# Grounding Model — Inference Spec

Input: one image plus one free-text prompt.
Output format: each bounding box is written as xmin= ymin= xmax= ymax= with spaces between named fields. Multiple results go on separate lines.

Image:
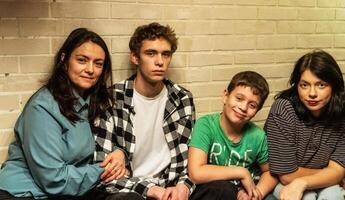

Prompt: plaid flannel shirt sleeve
xmin=99 ymin=177 xmax=158 ymax=197
xmin=177 ymin=91 xmax=196 ymax=194
xmin=93 ymin=108 xmax=117 ymax=163
xmin=163 ymin=87 xmax=196 ymax=194
xmin=176 ymin=112 xmax=195 ymax=192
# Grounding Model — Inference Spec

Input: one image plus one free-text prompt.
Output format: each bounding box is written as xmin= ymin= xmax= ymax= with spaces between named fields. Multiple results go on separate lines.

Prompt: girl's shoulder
xmin=270 ymin=98 xmax=296 ymax=115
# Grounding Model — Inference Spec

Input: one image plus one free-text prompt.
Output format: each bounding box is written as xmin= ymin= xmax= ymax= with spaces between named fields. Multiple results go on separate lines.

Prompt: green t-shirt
xmin=189 ymin=112 xmax=268 ymax=182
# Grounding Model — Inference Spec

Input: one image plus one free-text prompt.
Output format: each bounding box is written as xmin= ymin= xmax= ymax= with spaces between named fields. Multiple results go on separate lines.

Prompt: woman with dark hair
xmin=264 ymin=50 xmax=345 ymax=200
xmin=0 ymin=28 xmax=126 ymax=199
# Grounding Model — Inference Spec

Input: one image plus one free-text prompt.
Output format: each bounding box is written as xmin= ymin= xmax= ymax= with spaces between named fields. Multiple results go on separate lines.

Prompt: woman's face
xmin=66 ymin=41 xmax=105 ymax=96
xmin=297 ymin=69 xmax=332 ymax=117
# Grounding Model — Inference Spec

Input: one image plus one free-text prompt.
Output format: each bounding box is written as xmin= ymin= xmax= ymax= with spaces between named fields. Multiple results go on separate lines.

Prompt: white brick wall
xmin=1 ymin=0 xmax=345 ymax=165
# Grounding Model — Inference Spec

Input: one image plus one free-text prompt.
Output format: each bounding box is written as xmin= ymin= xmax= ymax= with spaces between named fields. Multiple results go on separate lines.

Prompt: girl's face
xmin=66 ymin=41 xmax=105 ymax=97
xmin=297 ymin=69 xmax=332 ymax=117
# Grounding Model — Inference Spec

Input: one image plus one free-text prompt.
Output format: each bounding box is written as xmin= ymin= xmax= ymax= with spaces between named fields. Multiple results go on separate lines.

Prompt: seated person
xmin=93 ymin=22 xmax=195 ymax=200
xmin=264 ymin=50 xmax=345 ymax=200
xmin=0 ymin=28 xmax=126 ymax=200
xmin=188 ymin=71 xmax=277 ymax=200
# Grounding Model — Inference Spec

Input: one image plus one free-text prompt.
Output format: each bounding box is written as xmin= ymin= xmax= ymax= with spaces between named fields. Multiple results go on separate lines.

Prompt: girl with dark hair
xmin=264 ymin=50 xmax=345 ymax=200
xmin=0 ymin=28 xmax=126 ymax=199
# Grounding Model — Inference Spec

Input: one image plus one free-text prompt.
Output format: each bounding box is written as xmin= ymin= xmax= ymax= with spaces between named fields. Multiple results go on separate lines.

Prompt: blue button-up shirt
xmin=0 ymin=87 xmax=103 ymax=198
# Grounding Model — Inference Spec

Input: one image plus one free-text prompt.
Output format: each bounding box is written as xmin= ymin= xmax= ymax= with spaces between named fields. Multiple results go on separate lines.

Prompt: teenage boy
xmin=188 ymin=71 xmax=277 ymax=200
xmin=93 ymin=22 xmax=195 ymax=200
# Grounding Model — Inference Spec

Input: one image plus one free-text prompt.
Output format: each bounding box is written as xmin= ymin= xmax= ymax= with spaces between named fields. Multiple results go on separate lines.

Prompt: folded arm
xmin=188 ymin=147 xmax=255 ymax=197
xmin=255 ymin=163 xmax=278 ymax=198
xmin=279 ymin=166 xmax=321 ymax=185
xmin=289 ymin=160 xmax=344 ymax=190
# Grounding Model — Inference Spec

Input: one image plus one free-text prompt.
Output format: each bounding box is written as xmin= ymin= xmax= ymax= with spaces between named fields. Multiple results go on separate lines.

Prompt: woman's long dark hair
xmin=277 ymin=50 xmax=345 ymax=121
xmin=46 ymin=28 xmax=113 ymax=124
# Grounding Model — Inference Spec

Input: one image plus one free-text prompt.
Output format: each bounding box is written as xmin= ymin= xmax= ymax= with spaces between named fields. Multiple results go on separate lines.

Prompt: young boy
xmin=188 ymin=71 xmax=277 ymax=200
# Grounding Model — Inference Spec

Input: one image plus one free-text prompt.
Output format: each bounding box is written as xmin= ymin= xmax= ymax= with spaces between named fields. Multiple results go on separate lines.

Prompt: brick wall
xmin=1 ymin=0 xmax=345 ymax=165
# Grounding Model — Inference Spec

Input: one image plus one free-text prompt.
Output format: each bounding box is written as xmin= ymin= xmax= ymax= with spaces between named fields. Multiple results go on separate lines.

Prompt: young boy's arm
xmin=188 ymin=147 xmax=256 ymax=198
xmin=255 ymin=163 xmax=278 ymax=199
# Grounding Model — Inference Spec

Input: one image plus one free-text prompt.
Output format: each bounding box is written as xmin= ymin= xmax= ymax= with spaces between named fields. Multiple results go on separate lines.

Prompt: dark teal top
xmin=0 ymin=87 xmax=103 ymax=198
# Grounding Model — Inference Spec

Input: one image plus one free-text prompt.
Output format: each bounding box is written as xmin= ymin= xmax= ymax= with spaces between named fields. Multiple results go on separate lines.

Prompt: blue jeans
xmin=273 ymin=183 xmax=344 ymax=200
xmin=264 ymin=193 xmax=278 ymax=200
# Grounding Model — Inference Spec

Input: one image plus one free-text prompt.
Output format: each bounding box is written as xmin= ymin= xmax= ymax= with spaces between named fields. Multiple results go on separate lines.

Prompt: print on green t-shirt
xmin=189 ymin=112 xmax=268 ymax=183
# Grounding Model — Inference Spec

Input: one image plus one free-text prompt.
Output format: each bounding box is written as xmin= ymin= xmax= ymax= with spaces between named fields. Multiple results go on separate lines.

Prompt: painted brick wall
xmin=1 ymin=0 xmax=345 ymax=165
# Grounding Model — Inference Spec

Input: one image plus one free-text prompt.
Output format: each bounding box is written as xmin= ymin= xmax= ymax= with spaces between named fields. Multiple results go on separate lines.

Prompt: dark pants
xmin=86 ymin=189 xmax=145 ymax=200
xmin=189 ymin=180 xmax=238 ymax=200
xmin=264 ymin=193 xmax=278 ymax=200
xmin=0 ymin=189 xmax=144 ymax=200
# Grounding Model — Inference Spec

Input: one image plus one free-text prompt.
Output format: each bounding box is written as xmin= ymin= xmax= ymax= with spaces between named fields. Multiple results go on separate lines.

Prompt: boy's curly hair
xmin=129 ymin=22 xmax=178 ymax=56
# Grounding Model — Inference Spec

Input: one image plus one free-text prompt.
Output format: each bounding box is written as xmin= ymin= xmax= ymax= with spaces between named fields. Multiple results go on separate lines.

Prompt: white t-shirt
xmin=131 ymin=86 xmax=171 ymax=178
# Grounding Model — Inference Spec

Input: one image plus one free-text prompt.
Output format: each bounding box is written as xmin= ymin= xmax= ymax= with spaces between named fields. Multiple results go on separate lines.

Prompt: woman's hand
xmin=99 ymin=149 xmax=128 ymax=182
xmin=280 ymin=178 xmax=307 ymax=200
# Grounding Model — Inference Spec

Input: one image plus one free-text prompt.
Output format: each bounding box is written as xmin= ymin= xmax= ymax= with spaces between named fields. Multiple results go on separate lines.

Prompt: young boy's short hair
xmin=129 ymin=22 xmax=178 ymax=57
xmin=227 ymin=71 xmax=269 ymax=110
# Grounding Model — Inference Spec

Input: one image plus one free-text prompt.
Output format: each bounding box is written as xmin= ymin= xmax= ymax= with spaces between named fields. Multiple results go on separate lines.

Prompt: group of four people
xmin=0 ymin=22 xmax=343 ymax=200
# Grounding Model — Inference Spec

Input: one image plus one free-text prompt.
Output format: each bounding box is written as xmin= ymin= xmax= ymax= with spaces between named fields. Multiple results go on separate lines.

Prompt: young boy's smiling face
xmin=222 ymin=85 xmax=261 ymax=127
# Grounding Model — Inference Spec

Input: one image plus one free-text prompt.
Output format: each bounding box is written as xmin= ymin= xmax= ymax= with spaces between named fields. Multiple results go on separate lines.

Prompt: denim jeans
xmin=273 ymin=183 xmax=344 ymax=200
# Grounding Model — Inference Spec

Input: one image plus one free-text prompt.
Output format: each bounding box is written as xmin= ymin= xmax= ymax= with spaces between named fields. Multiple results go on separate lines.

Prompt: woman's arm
xmin=279 ymin=167 xmax=321 ymax=185
xmin=255 ymin=163 xmax=278 ymax=198
xmin=22 ymin=104 xmax=103 ymax=196
xmin=280 ymin=160 xmax=344 ymax=200
xmin=293 ymin=160 xmax=344 ymax=190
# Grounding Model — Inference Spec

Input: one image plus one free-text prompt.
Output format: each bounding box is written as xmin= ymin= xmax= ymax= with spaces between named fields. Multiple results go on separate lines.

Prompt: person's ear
xmin=222 ymin=89 xmax=229 ymax=104
xmin=60 ymin=53 xmax=68 ymax=71
xmin=130 ymin=52 xmax=139 ymax=65
xmin=61 ymin=53 xmax=65 ymax=62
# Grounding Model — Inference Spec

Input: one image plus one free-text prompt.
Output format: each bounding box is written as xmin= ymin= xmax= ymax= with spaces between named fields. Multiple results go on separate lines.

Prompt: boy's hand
xmin=175 ymin=184 xmax=189 ymax=200
xmin=238 ymin=187 xmax=262 ymax=200
xmin=237 ymin=188 xmax=251 ymax=200
xmin=147 ymin=186 xmax=166 ymax=200
xmin=159 ymin=184 xmax=189 ymax=200
xmin=100 ymin=149 xmax=127 ymax=182
xmin=251 ymin=187 xmax=263 ymax=200
xmin=240 ymin=168 xmax=256 ymax=199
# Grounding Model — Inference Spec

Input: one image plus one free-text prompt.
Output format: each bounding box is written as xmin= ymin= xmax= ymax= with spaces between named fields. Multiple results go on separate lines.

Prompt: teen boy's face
xmin=222 ymin=85 xmax=260 ymax=126
xmin=297 ymin=69 xmax=332 ymax=117
xmin=131 ymin=37 xmax=172 ymax=84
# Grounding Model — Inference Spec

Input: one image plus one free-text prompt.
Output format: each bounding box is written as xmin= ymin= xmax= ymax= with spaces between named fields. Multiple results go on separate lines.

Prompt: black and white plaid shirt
xmin=93 ymin=74 xmax=195 ymax=198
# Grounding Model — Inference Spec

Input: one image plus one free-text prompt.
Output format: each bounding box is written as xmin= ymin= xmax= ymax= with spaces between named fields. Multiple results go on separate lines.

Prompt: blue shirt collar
xmin=72 ymin=89 xmax=90 ymax=113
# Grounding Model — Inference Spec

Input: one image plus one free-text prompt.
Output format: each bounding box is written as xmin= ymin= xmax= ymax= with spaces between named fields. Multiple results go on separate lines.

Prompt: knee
xmin=317 ymin=185 xmax=343 ymax=200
